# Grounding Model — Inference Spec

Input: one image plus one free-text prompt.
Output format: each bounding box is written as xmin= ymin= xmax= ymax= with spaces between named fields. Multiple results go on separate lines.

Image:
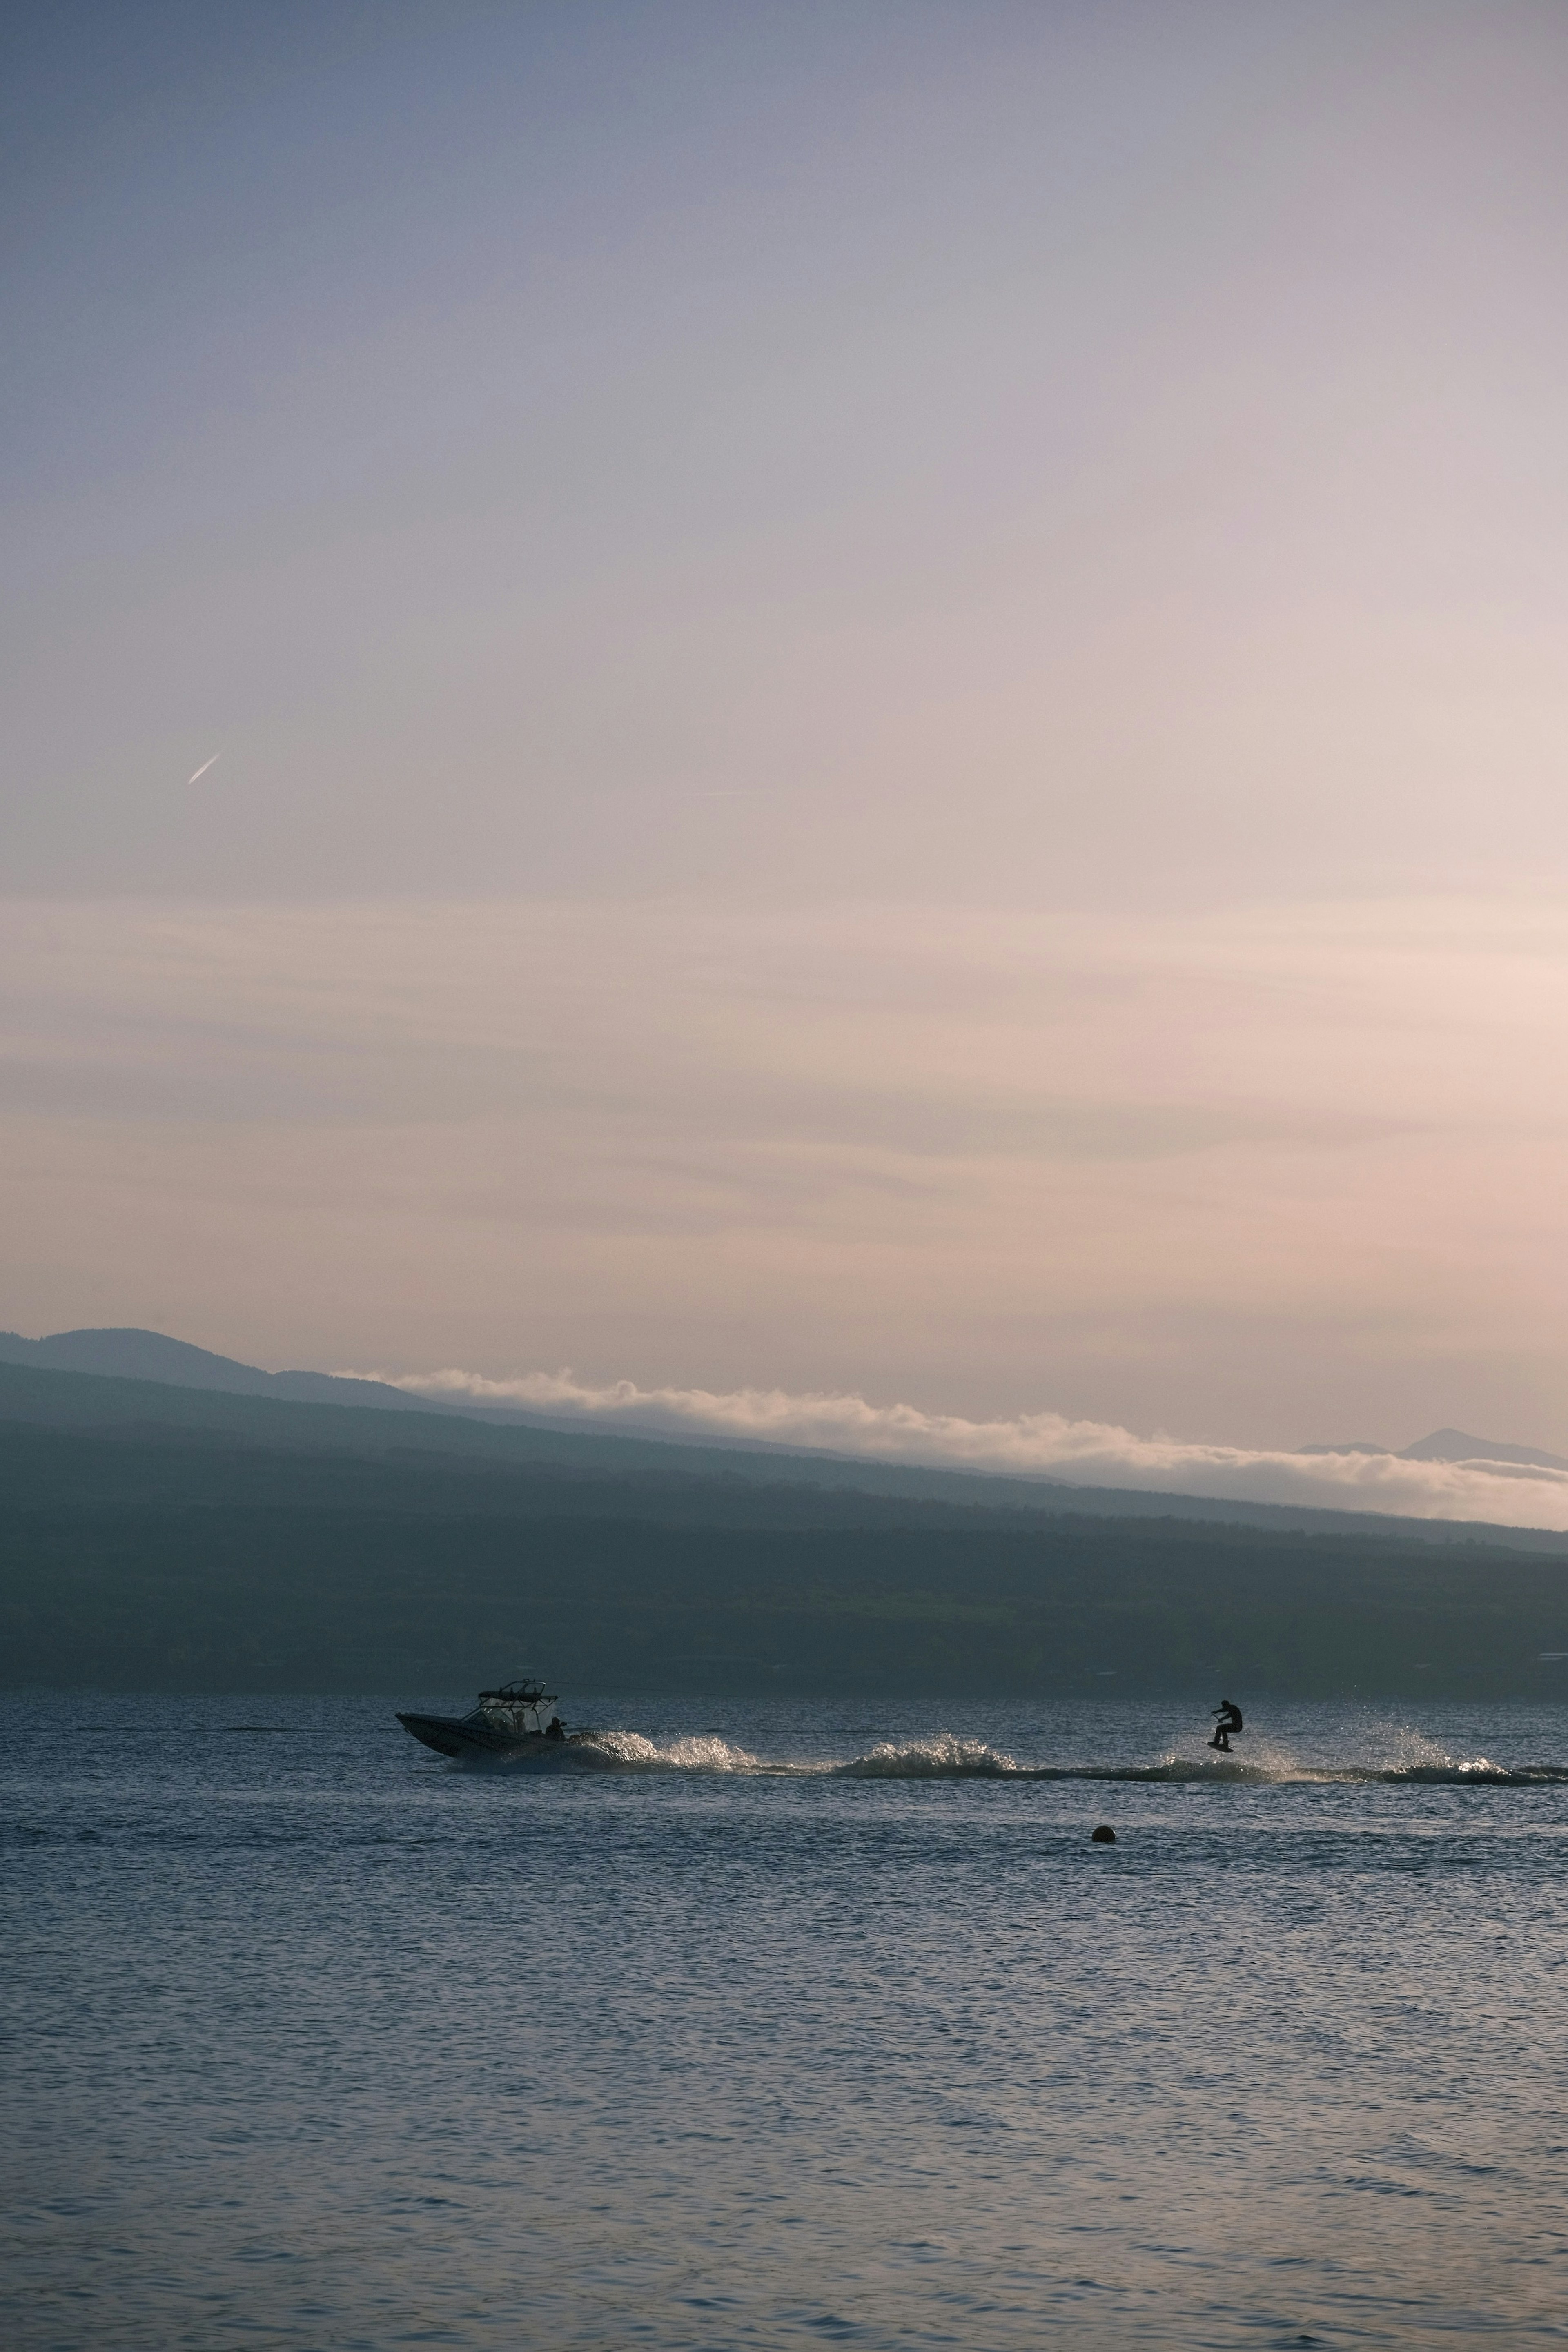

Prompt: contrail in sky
xmin=187 ymin=754 xmax=220 ymax=784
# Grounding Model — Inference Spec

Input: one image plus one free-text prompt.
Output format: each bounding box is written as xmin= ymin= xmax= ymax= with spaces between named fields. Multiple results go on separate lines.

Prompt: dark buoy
xmin=1090 ymin=1824 xmax=1116 ymax=1844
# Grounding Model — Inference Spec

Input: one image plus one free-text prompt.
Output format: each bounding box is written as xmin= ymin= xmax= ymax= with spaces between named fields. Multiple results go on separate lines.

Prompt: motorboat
xmin=396 ymin=1677 xmax=586 ymax=1763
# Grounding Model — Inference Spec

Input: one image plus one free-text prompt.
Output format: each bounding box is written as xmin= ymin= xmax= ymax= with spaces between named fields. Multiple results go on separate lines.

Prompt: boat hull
xmin=396 ymin=1712 xmax=585 ymax=1765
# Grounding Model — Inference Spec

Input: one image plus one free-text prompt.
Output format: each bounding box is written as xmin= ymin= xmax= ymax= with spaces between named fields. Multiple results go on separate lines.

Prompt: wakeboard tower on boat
xmin=396 ymin=1677 xmax=584 ymax=1762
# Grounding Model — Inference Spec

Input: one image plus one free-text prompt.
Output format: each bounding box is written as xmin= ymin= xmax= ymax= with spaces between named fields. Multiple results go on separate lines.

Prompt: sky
xmin=5 ymin=2 xmax=1568 ymax=1519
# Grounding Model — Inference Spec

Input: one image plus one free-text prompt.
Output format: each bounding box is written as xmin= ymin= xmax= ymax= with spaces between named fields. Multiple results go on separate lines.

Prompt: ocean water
xmin=5 ymin=1693 xmax=1568 ymax=2351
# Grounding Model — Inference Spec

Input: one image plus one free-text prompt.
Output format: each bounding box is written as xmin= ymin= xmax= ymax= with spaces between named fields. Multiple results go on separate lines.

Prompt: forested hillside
xmin=5 ymin=1404 xmax=1568 ymax=1697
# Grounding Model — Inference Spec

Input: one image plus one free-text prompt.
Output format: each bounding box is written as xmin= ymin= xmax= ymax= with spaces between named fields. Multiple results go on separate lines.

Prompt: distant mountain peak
xmin=1302 ymin=1426 xmax=1568 ymax=1474
xmin=1398 ymin=1428 xmax=1568 ymax=1474
xmin=0 ymin=1326 xmax=454 ymax=1414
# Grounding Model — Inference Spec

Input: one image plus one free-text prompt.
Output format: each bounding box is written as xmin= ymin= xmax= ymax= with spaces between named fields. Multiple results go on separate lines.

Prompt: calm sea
xmin=5 ymin=1693 xmax=1568 ymax=2350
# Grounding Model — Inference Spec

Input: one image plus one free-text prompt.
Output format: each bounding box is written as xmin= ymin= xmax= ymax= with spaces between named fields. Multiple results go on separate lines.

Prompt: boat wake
xmin=549 ymin=1729 xmax=1568 ymax=1785
xmin=573 ymin=1731 xmax=765 ymax=1771
xmin=566 ymin=1731 xmax=1025 ymax=1777
xmin=1024 ymin=1756 xmax=1568 ymax=1785
xmin=834 ymin=1735 xmax=1018 ymax=1777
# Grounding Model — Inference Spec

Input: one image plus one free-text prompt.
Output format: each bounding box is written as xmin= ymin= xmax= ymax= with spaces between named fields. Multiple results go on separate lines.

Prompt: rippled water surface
xmin=6 ymin=1693 xmax=1568 ymax=2350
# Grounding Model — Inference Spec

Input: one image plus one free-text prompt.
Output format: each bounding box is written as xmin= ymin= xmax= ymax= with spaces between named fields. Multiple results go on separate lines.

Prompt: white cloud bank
xmin=361 ymin=1367 xmax=1568 ymax=1532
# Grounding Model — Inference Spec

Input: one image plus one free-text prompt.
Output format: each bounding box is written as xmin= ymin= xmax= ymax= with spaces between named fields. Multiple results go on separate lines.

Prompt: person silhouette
xmin=1209 ymin=1699 xmax=1244 ymax=1753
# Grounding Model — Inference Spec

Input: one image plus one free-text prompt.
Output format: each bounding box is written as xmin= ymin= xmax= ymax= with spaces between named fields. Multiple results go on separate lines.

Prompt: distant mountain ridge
xmin=6 ymin=1346 xmax=1568 ymax=1550
xmin=5 ymin=1326 xmax=1566 ymax=1500
xmin=1400 ymin=1428 xmax=1568 ymax=1473
xmin=0 ymin=1326 xmax=457 ymax=1415
xmin=1302 ymin=1428 xmax=1568 ymax=1474
xmin=4 ymin=1359 xmax=1568 ymax=1695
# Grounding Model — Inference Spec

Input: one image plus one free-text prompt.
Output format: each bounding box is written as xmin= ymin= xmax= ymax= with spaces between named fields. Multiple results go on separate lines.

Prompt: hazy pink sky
xmin=4 ymin=4 xmax=1568 ymax=1496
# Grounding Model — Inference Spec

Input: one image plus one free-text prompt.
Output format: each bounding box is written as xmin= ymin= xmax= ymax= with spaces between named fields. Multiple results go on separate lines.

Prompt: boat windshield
xmin=463 ymin=1678 xmax=560 ymax=1734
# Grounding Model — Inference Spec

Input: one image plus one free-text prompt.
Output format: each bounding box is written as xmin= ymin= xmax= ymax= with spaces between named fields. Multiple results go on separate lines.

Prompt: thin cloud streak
xmin=360 ymin=1367 xmax=1568 ymax=1533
